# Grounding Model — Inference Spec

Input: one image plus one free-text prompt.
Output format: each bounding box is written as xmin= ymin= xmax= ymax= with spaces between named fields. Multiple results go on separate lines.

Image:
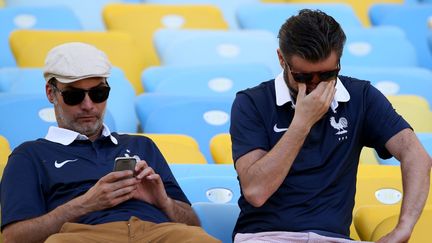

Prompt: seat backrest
xmin=210 ymin=133 xmax=233 ymax=164
xmin=192 ymin=202 xmax=240 ymax=243
xmin=142 ymin=63 xmax=273 ymax=97
xmin=236 ymin=3 xmax=362 ymax=35
xmin=178 ymin=176 xmax=240 ymax=203
xmin=0 ymin=5 xmax=81 ymax=67
xmin=0 ymin=93 xmax=116 ymax=149
xmin=103 ymin=3 xmax=228 ymax=71
xmin=342 ymin=26 xmax=418 ymax=67
xmin=0 ymin=67 xmax=137 ymax=133
xmin=369 ymin=3 xmax=432 ymax=69
xmin=169 ymin=163 xmax=236 ymax=179
xmin=142 ymin=98 xmax=232 ymax=163
xmin=0 ymin=135 xmax=11 ymax=177
xmin=9 ymin=29 xmax=146 ymax=93
xmin=140 ymin=133 xmax=207 ymax=164
xmin=154 ymin=29 xmax=281 ymax=75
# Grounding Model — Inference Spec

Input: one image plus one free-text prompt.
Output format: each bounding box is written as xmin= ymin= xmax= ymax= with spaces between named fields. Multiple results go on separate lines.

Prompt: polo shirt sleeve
xmin=230 ymin=92 xmax=270 ymax=163
xmin=362 ymin=84 xmax=411 ymax=159
xmin=1 ymin=146 xmax=46 ymax=231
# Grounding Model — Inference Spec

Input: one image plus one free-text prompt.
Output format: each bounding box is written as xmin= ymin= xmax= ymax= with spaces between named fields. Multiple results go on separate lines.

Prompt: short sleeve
xmin=230 ymin=92 xmax=270 ymax=163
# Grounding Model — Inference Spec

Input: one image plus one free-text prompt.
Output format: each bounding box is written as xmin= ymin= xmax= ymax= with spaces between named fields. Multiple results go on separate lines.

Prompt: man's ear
xmin=46 ymin=83 xmax=55 ymax=104
xmin=277 ymin=49 xmax=286 ymax=69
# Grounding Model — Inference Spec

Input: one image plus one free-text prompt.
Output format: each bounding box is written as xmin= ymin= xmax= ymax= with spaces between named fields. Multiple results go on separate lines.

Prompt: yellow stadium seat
xmin=260 ymin=0 xmax=404 ymax=26
xmin=9 ymin=29 xmax=146 ymax=94
xmin=0 ymin=0 xmax=4 ymax=7
xmin=387 ymin=95 xmax=432 ymax=132
xmin=140 ymin=133 xmax=207 ymax=164
xmin=0 ymin=135 xmax=11 ymax=178
xmin=103 ymin=3 xmax=228 ymax=71
xmin=359 ymin=147 xmax=379 ymax=165
xmin=210 ymin=133 xmax=233 ymax=164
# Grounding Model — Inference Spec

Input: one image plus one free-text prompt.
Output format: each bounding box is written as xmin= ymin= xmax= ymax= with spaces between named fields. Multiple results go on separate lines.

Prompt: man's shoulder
xmin=339 ymin=75 xmax=371 ymax=89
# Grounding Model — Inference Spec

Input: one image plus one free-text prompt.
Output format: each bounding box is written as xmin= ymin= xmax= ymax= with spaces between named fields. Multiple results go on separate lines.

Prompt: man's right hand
xmin=73 ymin=171 xmax=139 ymax=214
xmin=292 ymin=80 xmax=336 ymax=130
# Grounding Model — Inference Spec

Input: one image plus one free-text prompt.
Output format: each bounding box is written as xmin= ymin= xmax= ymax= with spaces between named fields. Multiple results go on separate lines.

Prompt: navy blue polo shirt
xmin=1 ymin=126 xmax=189 ymax=231
xmin=230 ymin=73 xmax=411 ymax=238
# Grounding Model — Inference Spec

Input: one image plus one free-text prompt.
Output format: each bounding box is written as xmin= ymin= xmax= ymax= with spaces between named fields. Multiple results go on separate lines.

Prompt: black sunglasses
xmin=287 ymin=62 xmax=340 ymax=84
xmin=52 ymin=84 xmax=111 ymax=106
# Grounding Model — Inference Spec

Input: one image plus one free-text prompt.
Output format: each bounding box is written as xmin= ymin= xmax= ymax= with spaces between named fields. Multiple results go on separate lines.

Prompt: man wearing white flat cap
xmin=0 ymin=42 xmax=220 ymax=243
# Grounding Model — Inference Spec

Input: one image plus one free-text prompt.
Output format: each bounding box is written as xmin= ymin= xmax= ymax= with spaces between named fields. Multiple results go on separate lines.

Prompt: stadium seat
xmin=154 ymin=29 xmax=281 ymax=75
xmin=169 ymin=163 xmax=236 ymax=179
xmin=0 ymin=135 xmax=11 ymax=177
xmin=192 ymin=202 xmax=240 ymax=243
xmin=342 ymin=26 xmax=418 ymax=67
xmin=0 ymin=93 xmax=116 ymax=149
xmin=139 ymin=133 xmax=207 ymax=164
xmin=142 ymin=0 xmax=259 ymax=29
xmin=5 ymin=0 xmax=122 ymax=30
xmin=177 ymin=176 xmax=240 ymax=203
xmin=142 ymin=63 xmax=273 ymax=96
xmin=210 ymin=133 xmax=233 ymax=164
xmin=103 ymin=3 xmax=228 ymax=71
xmin=369 ymin=3 xmax=432 ymax=69
xmin=8 ymin=29 xmax=146 ymax=93
xmin=0 ymin=67 xmax=138 ymax=133
xmin=236 ymin=3 xmax=362 ymax=36
xmin=359 ymin=147 xmax=379 ymax=165
xmin=0 ymin=6 xmax=81 ymax=67
xmin=341 ymin=66 xmax=432 ymax=105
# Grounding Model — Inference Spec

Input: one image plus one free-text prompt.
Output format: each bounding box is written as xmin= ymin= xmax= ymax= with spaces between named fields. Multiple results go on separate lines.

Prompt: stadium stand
xmin=0 ymin=135 xmax=10 ymax=177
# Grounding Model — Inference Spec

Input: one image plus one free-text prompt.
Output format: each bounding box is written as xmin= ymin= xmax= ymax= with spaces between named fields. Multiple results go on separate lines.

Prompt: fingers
xmin=101 ymin=170 xmax=134 ymax=183
xmin=296 ymin=83 xmax=307 ymax=101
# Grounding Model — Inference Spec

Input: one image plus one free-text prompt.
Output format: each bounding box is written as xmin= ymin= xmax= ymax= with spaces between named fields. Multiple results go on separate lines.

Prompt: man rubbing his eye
xmin=1 ymin=42 xmax=220 ymax=243
xmin=230 ymin=9 xmax=431 ymax=243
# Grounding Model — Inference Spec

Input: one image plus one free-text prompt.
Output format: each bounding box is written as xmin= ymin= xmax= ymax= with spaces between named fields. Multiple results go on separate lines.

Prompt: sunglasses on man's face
xmin=287 ymin=63 xmax=340 ymax=84
xmin=52 ymin=84 xmax=110 ymax=106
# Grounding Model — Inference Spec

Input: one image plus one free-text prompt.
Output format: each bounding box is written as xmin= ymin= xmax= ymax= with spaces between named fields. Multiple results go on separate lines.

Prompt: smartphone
xmin=113 ymin=157 xmax=137 ymax=177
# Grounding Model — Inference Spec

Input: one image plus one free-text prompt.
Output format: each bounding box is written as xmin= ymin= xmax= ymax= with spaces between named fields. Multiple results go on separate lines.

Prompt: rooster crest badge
xmin=330 ymin=116 xmax=348 ymax=135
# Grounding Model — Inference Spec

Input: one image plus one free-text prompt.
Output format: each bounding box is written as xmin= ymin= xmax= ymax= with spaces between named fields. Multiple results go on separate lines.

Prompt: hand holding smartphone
xmin=113 ymin=157 xmax=137 ymax=177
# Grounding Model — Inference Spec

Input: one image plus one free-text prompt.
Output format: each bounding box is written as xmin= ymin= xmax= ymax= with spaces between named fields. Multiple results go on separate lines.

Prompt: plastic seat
xmin=103 ymin=3 xmax=228 ymax=72
xmin=139 ymin=133 xmax=207 ymax=164
xmin=342 ymin=26 xmax=418 ymax=67
xmin=169 ymin=164 xmax=236 ymax=179
xmin=359 ymin=147 xmax=379 ymax=165
xmin=0 ymin=135 xmax=11 ymax=177
xmin=0 ymin=5 xmax=81 ymax=67
xmin=141 ymin=98 xmax=232 ymax=164
xmin=236 ymin=3 xmax=362 ymax=36
xmin=8 ymin=29 xmax=146 ymax=94
xmin=0 ymin=67 xmax=137 ymax=133
xmin=369 ymin=3 xmax=432 ymax=68
xmin=0 ymin=93 xmax=116 ymax=149
xmin=177 ymin=176 xmax=240 ymax=203
xmin=5 ymin=0 xmax=122 ymax=30
xmin=154 ymin=29 xmax=281 ymax=75
xmin=210 ymin=133 xmax=233 ymax=164
xmin=142 ymin=63 xmax=273 ymax=97
xmin=192 ymin=202 xmax=240 ymax=243
xmin=142 ymin=0 xmax=259 ymax=29
xmin=341 ymin=66 xmax=432 ymax=105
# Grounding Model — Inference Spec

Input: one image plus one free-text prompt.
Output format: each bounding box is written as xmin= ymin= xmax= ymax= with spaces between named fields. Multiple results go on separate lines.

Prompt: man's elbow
xmin=243 ymin=187 xmax=268 ymax=208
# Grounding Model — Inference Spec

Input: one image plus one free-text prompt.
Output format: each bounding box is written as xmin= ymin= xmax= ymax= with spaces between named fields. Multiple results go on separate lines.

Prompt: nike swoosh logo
xmin=54 ymin=159 xmax=78 ymax=168
xmin=273 ymin=124 xmax=288 ymax=133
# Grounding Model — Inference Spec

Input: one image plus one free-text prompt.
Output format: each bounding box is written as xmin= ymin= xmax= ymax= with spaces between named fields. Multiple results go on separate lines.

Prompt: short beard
xmin=283 ymin=69 xmax=299 ymax=104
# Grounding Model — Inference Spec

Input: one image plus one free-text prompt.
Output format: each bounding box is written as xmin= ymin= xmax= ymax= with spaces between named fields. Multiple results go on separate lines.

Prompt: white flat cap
xmin=43 ymin=42 xmax=112 ymax=83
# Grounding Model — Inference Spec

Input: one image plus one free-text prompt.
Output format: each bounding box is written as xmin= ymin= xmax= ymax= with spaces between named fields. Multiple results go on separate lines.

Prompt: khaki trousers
xmin=45 ymin=216 xmax=221 ymax=243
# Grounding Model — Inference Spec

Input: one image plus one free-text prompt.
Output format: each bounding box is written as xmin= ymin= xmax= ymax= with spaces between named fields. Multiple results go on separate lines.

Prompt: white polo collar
xmin=275 ymin=71 xmax=350 ymax=113
xmin=45 ymin=124 xmax=118 ymax=145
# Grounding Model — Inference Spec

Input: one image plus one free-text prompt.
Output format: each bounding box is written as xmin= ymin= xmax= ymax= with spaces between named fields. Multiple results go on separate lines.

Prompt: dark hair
xmin=278 ymin=9 xmax=346 ymax=63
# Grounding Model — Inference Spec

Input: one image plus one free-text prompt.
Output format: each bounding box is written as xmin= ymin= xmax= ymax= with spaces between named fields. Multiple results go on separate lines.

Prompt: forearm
xmin=161 ymin=198 xmax=200 ymax=226
xmin=3 ymin=198 xmax=88 ymax=243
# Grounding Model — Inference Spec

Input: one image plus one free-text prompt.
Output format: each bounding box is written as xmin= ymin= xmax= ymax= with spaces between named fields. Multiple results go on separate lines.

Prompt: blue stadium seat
xmin=5 ymin=0 xmax=122 ymax=30
xmin=154 ymin=29 xmax=281 ymax=76
xmin=142 ymin=63 xmax=273 ymax=96
xmin=369 ymin=3 xmax=432 ymax=68
xmin=342 ymin=26 xmax=418 ymax=67
xmin=236 ymin=3 xmax=362 ymax=36
xmin=140 ymin=97 xmax=232 ymax=163
xmin=169 ymin=163 xmax=236 ymax=179
xmin=177 ymin=176 xmax=240 ymax=203
xmin=192 ymin=202 xmax=240 ymax=243
xmin=142 ymin=0 xmax=259 ymax=29
xmin=341 ymin=66 xmax=432 ymax=105
xmin=0 ymin=67 xmax=137 ymax=133
xmin=0 ymin=93 xmax=116 ymax=149
xmin=0 ymin=5 xmax=81 ymax=67
xmin=377 ymin=133 xmax=432 ymax=165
